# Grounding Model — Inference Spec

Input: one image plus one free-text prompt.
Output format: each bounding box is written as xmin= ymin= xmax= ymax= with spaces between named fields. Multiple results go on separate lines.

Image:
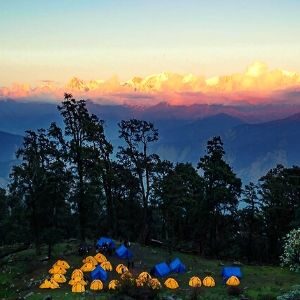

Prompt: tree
xmin=239 ymin=182 xmax=265 ymax=262
xmin=9 ymin=128 xmax=71 ymax=256
xmin=110 ymin=162 xmax=142 ymax=240
xmin=118 ymin=119 xmax=160 ymax=243
xmin=9 ymin=130 xmax=46 ymax=254
xmin=280 ymin=228 xmax=300 ymax=272
xmin=57 ymin=93 xmax=113 ymax=241
xmin=259 ymin=164 xmax=300 ymax=262
xmin=41 ymin=125 xmax=72 ymax=257
xmin=0 ymin=188 xmax=8 ymax=245
xmin=85 ymin=113 xmax=116 ymax=235
xmin=153 ymin=163 xmax=204 ymax=245
xmin=197 ymin=136 xmax=242 ymax=257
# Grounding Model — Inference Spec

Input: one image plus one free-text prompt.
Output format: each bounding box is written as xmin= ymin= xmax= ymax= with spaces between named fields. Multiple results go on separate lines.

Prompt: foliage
xmin=277 ymin=285 xmax=300 ymax=300
xmin=259 ymin=165 xmax=300 ymax=262
xmin=116 ymin=277 xmax=160 ymax=300
xmin=280 ymin=228 xmax=300 ymax=272
xmin=197 ymin=136 xmax=242 ymax=257
xmin=2 ymin=95 xmax=300 ymax=266
xmin=118 ymin=119 xmax=160 ymax=243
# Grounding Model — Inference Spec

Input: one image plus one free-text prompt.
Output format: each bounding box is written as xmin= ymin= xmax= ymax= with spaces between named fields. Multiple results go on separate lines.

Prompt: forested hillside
xmin=1 ymin=94 xmax=299 ymax=266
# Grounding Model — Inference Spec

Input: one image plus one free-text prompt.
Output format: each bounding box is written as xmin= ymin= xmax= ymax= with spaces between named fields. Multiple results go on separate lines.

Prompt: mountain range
xmin=1 ymin=62 xmax=300 ymax=107
xmin=0 ymin=99 xmax=299 ymax=187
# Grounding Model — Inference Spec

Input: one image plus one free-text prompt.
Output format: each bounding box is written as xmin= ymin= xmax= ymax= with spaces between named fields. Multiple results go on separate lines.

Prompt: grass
xmin=0 ymin=240 xmax=299 ymax=299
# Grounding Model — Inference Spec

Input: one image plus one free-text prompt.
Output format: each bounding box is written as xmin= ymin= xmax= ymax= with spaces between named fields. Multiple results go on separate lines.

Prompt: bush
xmin=277 ymin=285 xmax=300 ymax=300
xmin=115 ymin=277 xmax=160 ymax=300
xmin=280 ymin=228 xmax=300 ymax=272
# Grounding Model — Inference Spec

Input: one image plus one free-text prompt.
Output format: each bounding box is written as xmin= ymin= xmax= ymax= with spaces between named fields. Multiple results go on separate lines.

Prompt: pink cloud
xmin=1 ymin=62 xmax=299 ymax=106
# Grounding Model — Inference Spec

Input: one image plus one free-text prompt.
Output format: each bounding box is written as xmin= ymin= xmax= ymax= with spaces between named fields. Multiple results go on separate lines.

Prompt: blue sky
xmin=1 ymin=0 xmax=300 ymax=85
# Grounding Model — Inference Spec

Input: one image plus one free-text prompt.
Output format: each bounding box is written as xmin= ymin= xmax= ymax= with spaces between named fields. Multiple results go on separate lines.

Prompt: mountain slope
xmin=152 ymin=113 xmax=300 ymax=183
xmin=0 ymin=100 xmax=300 ymax=184
xmin=225 ymin=113 xmax=300 ymax=182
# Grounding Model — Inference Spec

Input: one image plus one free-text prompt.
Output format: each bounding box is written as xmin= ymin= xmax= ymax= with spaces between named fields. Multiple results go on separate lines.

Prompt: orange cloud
xmin=1 ymin=62 xmax=299 ymax=105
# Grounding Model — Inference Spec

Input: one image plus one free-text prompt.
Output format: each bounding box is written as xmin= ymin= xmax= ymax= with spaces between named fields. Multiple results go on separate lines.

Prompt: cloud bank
xmin=1 ymin=62 xmax=300 ymax=106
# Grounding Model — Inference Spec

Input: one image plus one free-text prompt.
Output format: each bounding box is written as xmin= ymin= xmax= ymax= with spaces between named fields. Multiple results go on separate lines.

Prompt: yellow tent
xmin=149 ymin=278 xmax=161 ymax=289
xmin=116 ymin=264 xmax=128 ymax=274
xmin=226 ymin=276 xmax=240 ymax=286
xmin=164 ymin=278 xmax=179 ymax=289
xmin=69 ymin=277 xmax=87 ymax=286
xmin=50 ymin=278 xmax=60 ymax=289
xmin=108 ymin=279 xmax=120 ymax=290
xmin=39 ymin=279 xmax=53 ymax=289
xmin=83 ymin=255 xmax=98 ymax=266
xmin=121 ymin=271 xmax=133 ymax=280
xmin=189 ymin=276 xmax=202 ymax=287
xmin=71 ymin=269 xmax=83 ymax=279
xmin=54 ymin=260 xmax=70 ymax=269
xmin=49 ymin=265 xmax=66 ymax=275
xmin=101 ymin=261 xmax=113 ymax=271
xmin=81 ymin=262 xmax=96 ymax=272
xmin=90 ymin=279 xmax=103 ymax=291
xmin=138 ymin=271 xmax=151 ymax=283
xmin=135 ymin=279 xmax=144 ymax=287
xmin=51 ymin=273 xmax=66 ymax=283
xmin=203 ymin=276 xmax=215 ymax=287
xmin=72 ymin=282 xmax=85 ymax=293
xmin=94 ymin=253 xmax=107 ymax=263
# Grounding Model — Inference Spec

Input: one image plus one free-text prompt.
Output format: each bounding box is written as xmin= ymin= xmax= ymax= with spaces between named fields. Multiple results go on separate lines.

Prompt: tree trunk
xmin=47 ymin=242 xmax=52 ymax=259
xmin=102 ymin=164 xmax=117 ymax=236
xmin=32 ymin=198 xmax=41 ymax=255
xmin=78 ymin=162 xmax=86 ymax=242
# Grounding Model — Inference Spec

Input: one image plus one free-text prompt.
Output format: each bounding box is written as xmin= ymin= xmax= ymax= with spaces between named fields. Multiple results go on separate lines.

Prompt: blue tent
xmin=221 ymin=266 xmax=242 ymax=281
xmin=91 ymin=265 xmax=108 ymax=281
xmin=96 ymin=237 xmax=115 ymax=249
xmin=153 ymin=262 xmax=171 ymax=277
xmin=169 ymin=258 xmax=186 ymax=273
xmin=115 ymin=244 xmax=133 ymax=259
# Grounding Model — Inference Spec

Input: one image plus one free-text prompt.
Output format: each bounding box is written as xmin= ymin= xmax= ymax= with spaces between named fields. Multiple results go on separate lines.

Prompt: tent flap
xmin=91 ymin=265 xmax=108 ymax=282
xmin=115 ymin=245 xmax=133 ymax=259
xmin=169 ymin=258 xmax=186 ymax=273
xmin=154 ymin=262 xmax=171 ymax=277
xmin=221 ymin=267 xmax=242 ymax=280
xmin=96 ymin=237 xmax=115 ymax=249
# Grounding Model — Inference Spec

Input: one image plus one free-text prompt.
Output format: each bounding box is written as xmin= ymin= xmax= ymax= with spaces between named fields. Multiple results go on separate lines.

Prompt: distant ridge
xmin=0 ymin=100 xmax=300 ymax=184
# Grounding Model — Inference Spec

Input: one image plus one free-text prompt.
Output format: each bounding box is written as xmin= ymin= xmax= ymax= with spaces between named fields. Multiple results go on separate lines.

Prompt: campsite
xmin=2 ymin=1 xmax=300 ymax=299
xmin=1 ymin=238 xmax=299 ymax=300
xmin=0 ymin=96 xmax=300 ymax=300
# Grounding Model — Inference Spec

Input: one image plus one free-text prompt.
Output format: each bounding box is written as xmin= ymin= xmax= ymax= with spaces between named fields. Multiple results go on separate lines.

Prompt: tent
xmin=91 ymin=265 xmax=108 ymax=282
xmin=96 ymin=237 xmax=115 ymax=249
xmin=221 ymin=266 xmax=242 ymax=281
xmin=115 ymin=245 xmax=133 ymax=259
xmin=169 ymin=258 xmax=186 ymax=273
xmin=152 ymin=262 xmax=171 ymax=277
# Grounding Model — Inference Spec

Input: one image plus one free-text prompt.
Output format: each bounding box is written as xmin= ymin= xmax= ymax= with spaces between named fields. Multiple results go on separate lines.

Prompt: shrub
xmin=116 ymin=277 xmax=160 ymax=300
xmin=277 ymin=285 xmax=300 ymax=300
xmin=280 ymin=228 xmax=300 ymax=272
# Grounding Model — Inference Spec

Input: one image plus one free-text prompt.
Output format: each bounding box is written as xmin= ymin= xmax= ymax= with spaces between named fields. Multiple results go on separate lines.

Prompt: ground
xmin=0 ymin=241 xmax=299 ymax=299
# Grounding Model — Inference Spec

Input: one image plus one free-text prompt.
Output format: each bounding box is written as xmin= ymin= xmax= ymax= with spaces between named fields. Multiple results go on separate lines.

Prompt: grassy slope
xmin=0 ymin=241 xmax=299 ymax=300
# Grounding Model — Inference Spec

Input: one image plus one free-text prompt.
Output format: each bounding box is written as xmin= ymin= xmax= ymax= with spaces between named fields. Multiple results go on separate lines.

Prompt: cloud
xmin=1 ymin=62 xmax=300 ymax=106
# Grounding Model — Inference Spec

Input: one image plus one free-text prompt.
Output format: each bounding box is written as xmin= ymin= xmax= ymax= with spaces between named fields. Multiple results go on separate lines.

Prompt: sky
xmin=1 ymin=0 xmax=300 ymax=88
